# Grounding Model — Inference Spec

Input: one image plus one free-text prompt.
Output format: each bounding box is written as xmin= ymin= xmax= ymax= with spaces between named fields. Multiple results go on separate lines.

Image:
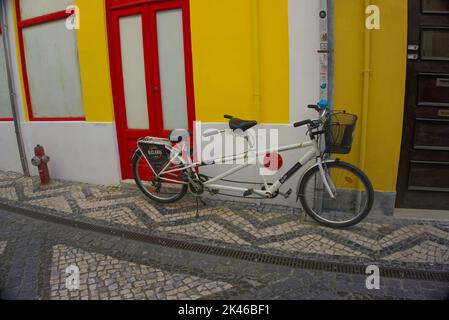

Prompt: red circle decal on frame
xmin=263 ymin=153 xmax=284 ymax=171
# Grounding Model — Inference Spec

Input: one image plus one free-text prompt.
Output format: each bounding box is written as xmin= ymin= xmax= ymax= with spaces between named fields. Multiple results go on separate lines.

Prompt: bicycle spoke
xmin=134 ymin=152 xmax=187 ymax=202
xmin=300 ymin=162 xmax=371 ymax=225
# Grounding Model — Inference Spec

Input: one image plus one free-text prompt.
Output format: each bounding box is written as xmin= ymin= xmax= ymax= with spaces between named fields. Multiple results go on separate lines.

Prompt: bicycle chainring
xmin=188 ymin=174 xmax=205 ymax=196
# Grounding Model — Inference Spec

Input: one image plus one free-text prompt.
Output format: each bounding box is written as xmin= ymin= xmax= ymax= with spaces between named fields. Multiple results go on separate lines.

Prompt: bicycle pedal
xmin=243 ymin=189 xmax=254 ymax=197
xmin=284 ymin=189 xmax=293 ymax=199
xmin=280 ymin=188 xmax=292 ymax=199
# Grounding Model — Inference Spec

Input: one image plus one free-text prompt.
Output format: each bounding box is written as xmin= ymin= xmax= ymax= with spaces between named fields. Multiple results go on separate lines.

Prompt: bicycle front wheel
xmin=298 ymin=161 xmax=374 ymax=228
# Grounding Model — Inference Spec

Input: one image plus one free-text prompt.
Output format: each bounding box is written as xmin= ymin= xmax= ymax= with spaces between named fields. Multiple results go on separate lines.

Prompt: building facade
xmin=0 ymin=0 xmax=448 ymax=213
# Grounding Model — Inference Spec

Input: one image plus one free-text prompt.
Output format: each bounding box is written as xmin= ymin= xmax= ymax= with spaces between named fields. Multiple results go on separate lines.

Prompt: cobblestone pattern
xmin=0 ymin=210 xmax=447 ymax=300
xmin=0 ymin=240 xmax=8 ymax=291
xmin=49 ymin=244 xmax=233 ymax=300
xmin=0 ymin=241 xmax=6 ymax=255
xmin=0 ymin=171 xmax=448 ymax=272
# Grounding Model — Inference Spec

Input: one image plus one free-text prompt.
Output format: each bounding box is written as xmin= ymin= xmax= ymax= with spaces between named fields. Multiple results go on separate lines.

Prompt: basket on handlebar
xmin=325 ymin=112 xmax=358 ymax=154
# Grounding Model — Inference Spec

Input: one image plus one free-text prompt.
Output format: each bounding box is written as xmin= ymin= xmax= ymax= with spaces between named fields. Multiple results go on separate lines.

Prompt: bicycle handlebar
xmin=294 ymin=105 xmax=328 ymax=128
xmin=308 ymin=104 xmax=321 ymax=112
xmin=293 ymin=120 xmax=315 ymax=128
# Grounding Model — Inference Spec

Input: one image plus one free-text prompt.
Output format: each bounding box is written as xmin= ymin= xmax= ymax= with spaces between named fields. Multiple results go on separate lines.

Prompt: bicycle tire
xmin=133 ymin=150 xmax=188 ymax=204
xmin=298 ymin=161 xmax=374 ymax=228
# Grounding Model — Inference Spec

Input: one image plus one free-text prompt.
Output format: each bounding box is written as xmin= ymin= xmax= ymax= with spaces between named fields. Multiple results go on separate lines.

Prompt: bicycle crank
xmin=188 ymin=173 xmax=205 ymax=196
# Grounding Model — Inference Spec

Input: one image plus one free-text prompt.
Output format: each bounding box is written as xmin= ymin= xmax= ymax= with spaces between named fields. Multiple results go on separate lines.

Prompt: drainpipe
xmin=251 ymin=0 xmax=262 ymax=122
xmin=318 ymin=0 xmax=334 ymax=109
xmin=326 ymin=0 xmax=335 ymax=111
xmin=251 ymin=0 xmax=262 ymax=205
xmin=319 ymin=0 xmax=329 ymax=108
xmin=0 ymin=1 xmax=29 ymax=176
xmin=359 ymin=0 xmax=372 ymax=172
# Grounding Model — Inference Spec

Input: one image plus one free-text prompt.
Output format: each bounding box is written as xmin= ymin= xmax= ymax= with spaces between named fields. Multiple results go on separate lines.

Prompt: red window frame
xmin=0 ymin=20 xmax=13 ymax=121
xmin=14 ymin=0 xmax=84 ymax=121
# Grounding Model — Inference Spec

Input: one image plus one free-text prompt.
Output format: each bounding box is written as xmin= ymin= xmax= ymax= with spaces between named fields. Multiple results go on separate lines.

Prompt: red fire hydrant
xmin=31 ymin=145 xmax=51 ymax=185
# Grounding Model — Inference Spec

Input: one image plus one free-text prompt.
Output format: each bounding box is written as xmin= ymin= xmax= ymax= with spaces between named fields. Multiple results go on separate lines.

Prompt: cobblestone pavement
xmin=0 ymin=171 xmax=448 ymax=274
xmin=0 ymin=209 xmax=447 ymax=300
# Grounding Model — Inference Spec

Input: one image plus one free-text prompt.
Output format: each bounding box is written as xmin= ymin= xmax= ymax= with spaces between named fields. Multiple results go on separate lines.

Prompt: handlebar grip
xmin=294 ymin=120 xmax=313 ymax=128
xmin=224 ymin=115 xmax=233 ymax=120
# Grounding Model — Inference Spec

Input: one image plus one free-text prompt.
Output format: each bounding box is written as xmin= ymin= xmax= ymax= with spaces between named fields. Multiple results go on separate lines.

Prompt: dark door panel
xmin=396 ymin=0 xmax=449 ymax=209
xmin=414 ymin=118 xmax=449 ymax=150
xmin=417 ymin=73 xmax=449 ymax=107
xmin=422 ymin=0 xmax=449 ymax=14
xmin=408 ymin=161 xmax=449 ymax=191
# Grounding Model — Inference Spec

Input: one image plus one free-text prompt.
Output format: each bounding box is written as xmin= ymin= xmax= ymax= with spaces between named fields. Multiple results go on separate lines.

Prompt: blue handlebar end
xmin=318 ymin=99 xmax=328 ymax=110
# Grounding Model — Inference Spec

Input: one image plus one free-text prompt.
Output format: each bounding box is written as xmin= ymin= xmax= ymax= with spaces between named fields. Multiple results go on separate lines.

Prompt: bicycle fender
xmin=295 ymin=159 xmax=340 ymax=202
xmin=132 ymin=149 xmax=142 ymax=163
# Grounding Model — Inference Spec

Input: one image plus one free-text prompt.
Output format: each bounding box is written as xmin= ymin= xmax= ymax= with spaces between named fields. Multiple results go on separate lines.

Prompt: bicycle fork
xmin=317 ymin=158 xmax=337 ymax=200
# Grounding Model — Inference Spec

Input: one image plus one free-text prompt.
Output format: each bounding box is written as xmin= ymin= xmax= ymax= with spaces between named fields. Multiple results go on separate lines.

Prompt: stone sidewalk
xmin=0 ymin=170 xmax=448 ymax=275
xmin=1 ymin=209 xmax=448 ymax=300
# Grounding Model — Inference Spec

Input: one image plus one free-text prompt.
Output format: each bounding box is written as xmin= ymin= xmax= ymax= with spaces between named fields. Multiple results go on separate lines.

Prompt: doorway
xmin=396 ymin=0 xmax=449 ymax=210
xmin=106 ymin=0 xmax=195 ymax=179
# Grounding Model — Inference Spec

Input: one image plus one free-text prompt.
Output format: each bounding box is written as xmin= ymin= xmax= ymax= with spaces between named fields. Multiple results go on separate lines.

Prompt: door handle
xmin=407 ymin=44 xmax=419 ymax=60
xmin=438 ymin=110 xmax=449 ymax=118
xmin=436 ymin=78 xmax=449 ymax=88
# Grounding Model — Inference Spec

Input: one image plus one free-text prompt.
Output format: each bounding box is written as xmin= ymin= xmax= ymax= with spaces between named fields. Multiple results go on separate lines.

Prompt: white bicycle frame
xmin=140 ymin=116 xmax=336 ymax=200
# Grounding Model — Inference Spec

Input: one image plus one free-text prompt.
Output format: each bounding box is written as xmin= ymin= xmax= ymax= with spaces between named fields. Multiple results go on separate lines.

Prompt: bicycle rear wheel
xmin=133 ymin=150 xmax=188 ymax=204
xmin=298 ymin=161 xmax=374 ymax=228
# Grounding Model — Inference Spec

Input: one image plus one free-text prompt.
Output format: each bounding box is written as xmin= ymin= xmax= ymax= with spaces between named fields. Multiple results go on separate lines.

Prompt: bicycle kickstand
xmin=195 ymin=197 xmax=207 ymax=219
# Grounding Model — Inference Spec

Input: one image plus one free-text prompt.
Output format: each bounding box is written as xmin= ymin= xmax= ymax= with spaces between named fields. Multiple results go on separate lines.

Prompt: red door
xmin=107 ymin=0 xmax=195 ymax=179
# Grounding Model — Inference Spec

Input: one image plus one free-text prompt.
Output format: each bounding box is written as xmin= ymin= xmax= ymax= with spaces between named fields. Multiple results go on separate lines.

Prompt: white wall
xmin=21 ymin=122 xmax=121 ymax=185
xmin=197 ymin=123 xmax=316 ymax=206
xmin=1 ymin=0 xmax=121 ymax=185
xmin=0 ymin=123 xmax=23 ymax=173
xmin=289 ymin=0 xmax=321 ymax=125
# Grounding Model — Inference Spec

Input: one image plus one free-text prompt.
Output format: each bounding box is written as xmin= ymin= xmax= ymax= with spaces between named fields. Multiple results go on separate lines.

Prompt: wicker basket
xmin=325 ymin=113 xmax=358 ymax=154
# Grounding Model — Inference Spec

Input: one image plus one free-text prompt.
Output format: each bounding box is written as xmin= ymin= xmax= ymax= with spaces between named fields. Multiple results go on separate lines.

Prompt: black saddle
xmin=225 ymin=115 xmax=258 ymax=132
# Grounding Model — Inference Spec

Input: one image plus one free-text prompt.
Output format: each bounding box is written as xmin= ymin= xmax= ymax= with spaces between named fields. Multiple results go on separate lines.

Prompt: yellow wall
xmin=12 ymin=0 xmax=115 ymax=122
xmin=190 ymin=0 xmax=289 ymax=124
xmin=12 ymin=0 xmax=405 ymax=193
xmin=335 ymin=0 xmax=407 ymax=192
xmin=77 ymin=0 xmax=290 ymax=124
xmin=14 ymin=0 xmax=289 ymax=124
xmin=75 ymin=0 xmax=115 ymax=122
